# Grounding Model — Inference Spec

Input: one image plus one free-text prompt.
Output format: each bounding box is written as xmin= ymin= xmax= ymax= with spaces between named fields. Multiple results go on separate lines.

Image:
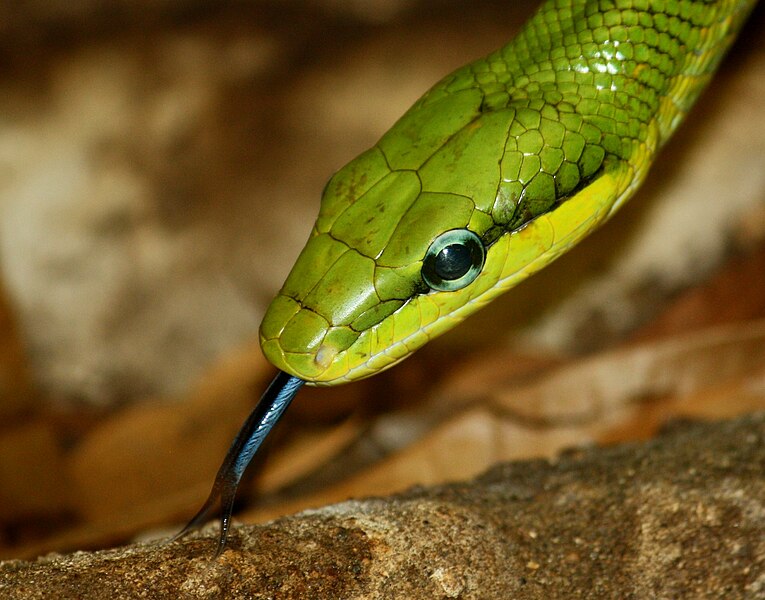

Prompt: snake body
xmin=260 ymin=0 xmax=756 ymax=385
xmin=182 ymin=0 xmax=757 ymax=552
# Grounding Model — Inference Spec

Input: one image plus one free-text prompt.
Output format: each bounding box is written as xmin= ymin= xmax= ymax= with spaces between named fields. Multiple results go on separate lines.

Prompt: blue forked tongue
xmin=173 ymin=370 xmax=305 ymax=556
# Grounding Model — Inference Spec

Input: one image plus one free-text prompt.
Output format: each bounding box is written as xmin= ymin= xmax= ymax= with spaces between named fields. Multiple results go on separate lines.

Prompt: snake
xmin=176 ymin=0 xmax=757 ymax=554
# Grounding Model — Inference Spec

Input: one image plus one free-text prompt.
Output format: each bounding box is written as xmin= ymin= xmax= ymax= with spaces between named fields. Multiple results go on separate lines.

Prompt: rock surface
xmin=1 ymin=412 xmax=762 ymax=599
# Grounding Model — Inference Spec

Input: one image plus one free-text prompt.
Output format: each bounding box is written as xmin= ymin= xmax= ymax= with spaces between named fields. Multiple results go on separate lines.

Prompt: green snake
xmin=178 ymin=0 xmax=757 ymax=553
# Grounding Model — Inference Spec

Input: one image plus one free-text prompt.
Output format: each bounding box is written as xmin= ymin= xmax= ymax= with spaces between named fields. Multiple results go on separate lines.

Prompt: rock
xmin=1 ymin=412 xmax=762 ymax=599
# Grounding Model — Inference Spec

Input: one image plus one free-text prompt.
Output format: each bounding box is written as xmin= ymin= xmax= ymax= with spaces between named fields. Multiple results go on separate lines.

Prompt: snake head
xmin=260 ymin=71 xmax=632 ymax=383
xmin=260 ymin=86 xmax=491 ymax=383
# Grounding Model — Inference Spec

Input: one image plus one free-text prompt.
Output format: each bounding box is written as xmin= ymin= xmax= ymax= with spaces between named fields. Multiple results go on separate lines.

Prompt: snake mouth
xmin=260 ymin=294 xmax=418 ymax=383
xmin=260 ymin=332 xmax=335 ymax=382
xmin=259 ymin=294 xmax=363 ymax=382
xmin=262 ymin=343 xmax=339 ymax=381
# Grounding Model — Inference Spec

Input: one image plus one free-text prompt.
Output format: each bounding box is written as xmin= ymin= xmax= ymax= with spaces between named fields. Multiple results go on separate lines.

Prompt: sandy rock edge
xmin=0 ymin=412 xmax=763 ymax=599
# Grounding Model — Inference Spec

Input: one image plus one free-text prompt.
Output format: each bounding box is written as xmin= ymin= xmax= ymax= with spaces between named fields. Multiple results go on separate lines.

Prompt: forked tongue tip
xmin=172 ymin=370 xmax=305 ymax=555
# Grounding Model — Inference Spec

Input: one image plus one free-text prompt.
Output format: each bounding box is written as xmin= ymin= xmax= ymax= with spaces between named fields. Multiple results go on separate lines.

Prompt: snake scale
xmin=176 ymin=0 xmax=758 ymax=553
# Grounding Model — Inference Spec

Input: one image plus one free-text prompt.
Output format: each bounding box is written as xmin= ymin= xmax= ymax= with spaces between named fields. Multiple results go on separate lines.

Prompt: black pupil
xmin=435 ymin=243 xmax=473 ymax=280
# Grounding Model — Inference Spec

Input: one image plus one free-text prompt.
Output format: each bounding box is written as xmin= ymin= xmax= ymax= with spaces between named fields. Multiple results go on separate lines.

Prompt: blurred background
xmin=0 ymin=0 xmax=763 ymax=558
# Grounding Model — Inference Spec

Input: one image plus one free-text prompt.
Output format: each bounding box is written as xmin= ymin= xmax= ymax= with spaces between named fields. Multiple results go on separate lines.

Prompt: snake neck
xmin=425 ymin=0 xmax=755 ymax=149
xmin=407 ymin=0 xmax=757 ymax=234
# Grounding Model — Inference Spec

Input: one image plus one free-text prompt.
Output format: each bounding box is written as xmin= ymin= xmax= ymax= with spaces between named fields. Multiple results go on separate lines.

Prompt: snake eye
xmin=422 ymin=229 xmax=485 ymax=292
